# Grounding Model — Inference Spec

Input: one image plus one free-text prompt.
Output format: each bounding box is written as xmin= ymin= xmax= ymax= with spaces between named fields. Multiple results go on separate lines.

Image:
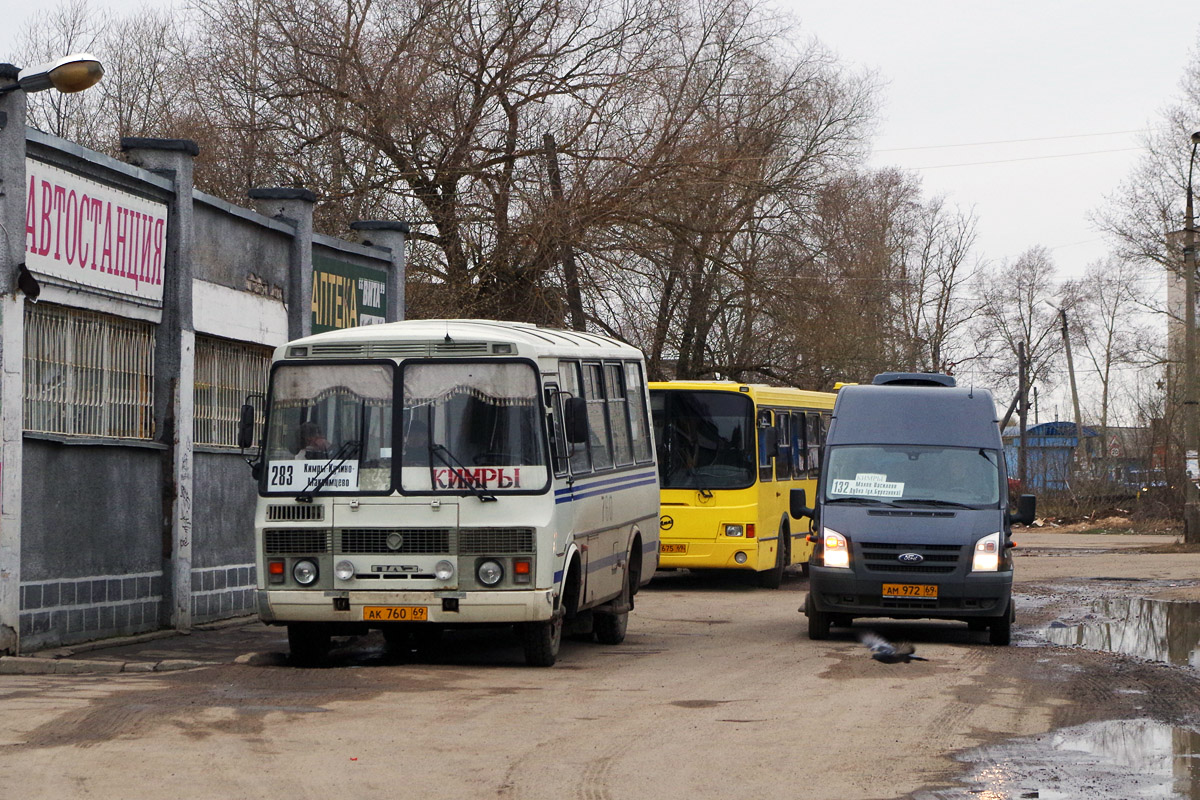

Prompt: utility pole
xmin=542 ymin=133 xmax=586 ymax=332
xmin=1058 ymin=308 xmax=1086 ymax=485
xmin=1184 ymin=132 xmax=1200 ymax=543
xmin=1018 ymin=342 xmax=1028 ymax=486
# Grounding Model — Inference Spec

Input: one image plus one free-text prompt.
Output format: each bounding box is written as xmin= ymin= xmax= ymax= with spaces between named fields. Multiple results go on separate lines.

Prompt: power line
xmin=876 ymin=129 xmax=1147 ymax=153
xmin=907 ymin=147 xmax=1142 ymax=171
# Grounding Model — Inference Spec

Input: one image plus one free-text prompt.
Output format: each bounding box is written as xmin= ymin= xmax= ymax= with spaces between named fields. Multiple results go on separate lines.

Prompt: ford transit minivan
xmin=793 ymin=373 xmax=1035 ymax=645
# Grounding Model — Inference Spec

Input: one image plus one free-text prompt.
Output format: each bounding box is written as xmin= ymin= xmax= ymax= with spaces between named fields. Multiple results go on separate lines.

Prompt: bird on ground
xmin=860 ymin=632 xmax=927 ymax=663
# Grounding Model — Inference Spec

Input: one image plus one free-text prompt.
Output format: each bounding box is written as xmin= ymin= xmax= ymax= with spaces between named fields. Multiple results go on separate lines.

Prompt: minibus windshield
xmin=824 ymin=444 xmax=1001 ymax=507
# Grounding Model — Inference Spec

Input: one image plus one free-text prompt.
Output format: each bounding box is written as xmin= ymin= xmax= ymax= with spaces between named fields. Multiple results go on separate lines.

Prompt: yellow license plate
xmin=882 ymin=583 xmax=938 ymax=598
xmin=363 ymin=606 xmax=428 ymax=622
xmin=661 ymin=543 xmax=687 ymax=554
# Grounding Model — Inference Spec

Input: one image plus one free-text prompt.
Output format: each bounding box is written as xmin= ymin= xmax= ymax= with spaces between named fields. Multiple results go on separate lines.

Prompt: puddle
xmin=1043 ymin=597 xmax=1200 ymax=666
xmin=912 ymin=718 xmax=1200 ymax=799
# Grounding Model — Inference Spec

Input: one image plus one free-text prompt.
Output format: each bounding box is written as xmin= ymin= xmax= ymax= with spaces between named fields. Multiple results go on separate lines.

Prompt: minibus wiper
xmin=896 ymin=498 xmax=975 ymax=509
xmin=297 ymin=439 xmax=361 ymax=502
xmin=430 ymin=443 xmax=497 ymax=502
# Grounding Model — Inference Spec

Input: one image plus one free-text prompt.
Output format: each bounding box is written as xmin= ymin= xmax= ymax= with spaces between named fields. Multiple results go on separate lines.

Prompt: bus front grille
xmin=264 ymin=529 xmax=332 ymax=554
xmin=340 ymin=528 xmax=451 ymax=554
xmin=266 ymin=504 xmax=325 ymax=522
xmin=458 ymin=528 xmax=535 ymax=554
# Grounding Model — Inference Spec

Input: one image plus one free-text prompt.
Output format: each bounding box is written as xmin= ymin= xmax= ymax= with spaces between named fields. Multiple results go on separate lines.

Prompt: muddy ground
xmin=2 ymin=526 xmax=1200 ymax=799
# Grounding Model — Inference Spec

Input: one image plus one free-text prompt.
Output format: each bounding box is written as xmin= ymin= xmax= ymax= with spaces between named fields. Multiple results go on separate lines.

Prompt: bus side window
xmin=757 ymin=409 xmax=774 ymax=482
xmin=806 ymin=413 xmax=822 ymax=479
xmin=776 ymin=412 xmax=792 ymax=477
xmin=584 ymin=362 xmax=613 ymax=471
xmin=625 ymin=361 xmax=653 ymax=464
xmin=606 ymin=363 xmax=634 ymax=467
xmin=560 ymin=360 xmax=592 ymax=475
xmin=546 ymin=383 xmax=569 ymax=478
xmin=793 ymin=411 xmax=808 ymax=479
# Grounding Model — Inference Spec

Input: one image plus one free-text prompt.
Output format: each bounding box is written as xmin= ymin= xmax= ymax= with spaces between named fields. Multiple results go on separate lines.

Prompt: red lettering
xmin=77 ymin=194 xmax=89 ymax=268
xmin=38 ymin=180 xmax=52 ymax=256
xmin=139 ymin=213 xmax=154 ymax=286
xmin=115 ymin=206 xmax=128 ymax=277
xmin=25 ymin=175 xmax=36 ymax=252
xmin=90 ymin=198 xmax=102 ymax=269
xmin=152 ymin=218 xmax=164 ymax=284
xmin=52 ymin=184 xmax=66 ymax=259
xmin=100 ymin=202 xmax=113 ymax=273
xmin=65 ymin=190 xmax=78 ymax=265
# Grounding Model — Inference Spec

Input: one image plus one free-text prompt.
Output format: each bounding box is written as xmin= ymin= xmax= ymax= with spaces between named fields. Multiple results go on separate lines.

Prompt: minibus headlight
xmin=478 ymin=560 xmax=504 ymax=586
xmin=292 ymin=559 xmax=318 ymax=585
xmin=972 ymin=532 xmax=1002 ymax=572
xmin=435 ymin=560 xmax=455 ymax=581
xmin=822 ymin=528 xmax=850 ymax=569
xmin=335 ymin=560 xmax=355 ymax=581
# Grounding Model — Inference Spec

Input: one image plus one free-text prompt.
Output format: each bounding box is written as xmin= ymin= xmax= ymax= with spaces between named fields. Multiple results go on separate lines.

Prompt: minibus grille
xmin=264 ymin=529 xmax=332 ymax=554
xmin=266 ymin=504 xmax=324 ymax=522
xmin=458 ymin=528 xmax=535 ymax=554
xmin=859 ymin=541 xmax=962 ymax=574
xmin=340 ymin=528 xmax=451 ymax=554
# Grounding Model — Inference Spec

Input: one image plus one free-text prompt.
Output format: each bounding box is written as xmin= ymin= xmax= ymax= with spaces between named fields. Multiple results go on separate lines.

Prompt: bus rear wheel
xmin=520 ymin=611 xmax=563 ymax=667
xmin=288 ymin=623 xmax=331 ymax=664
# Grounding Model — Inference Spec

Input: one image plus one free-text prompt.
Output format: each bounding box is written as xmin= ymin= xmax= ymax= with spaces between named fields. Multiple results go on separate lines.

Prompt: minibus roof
xmin=829 ymin=384 xmax=1001 ymax=448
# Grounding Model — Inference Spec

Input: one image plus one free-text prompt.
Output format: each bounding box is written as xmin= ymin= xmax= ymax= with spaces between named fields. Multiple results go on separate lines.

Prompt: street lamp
xmin=0 ymin=53 xmax=103 ymax=95
xmin=1183 ymin=130 xmax=1200 ymax=543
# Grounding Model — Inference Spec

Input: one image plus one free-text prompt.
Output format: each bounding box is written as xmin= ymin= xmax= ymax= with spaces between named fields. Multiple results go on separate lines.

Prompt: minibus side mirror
xmin=1008 ymin=494 xmax=1037 ymax=526
xmin=564 ymin=396 xmax=588 ymax=444
xmin=790 ymin=488 xmax=813 ymax=520
xmin=237 ymin=403 xmax=256 ymax=450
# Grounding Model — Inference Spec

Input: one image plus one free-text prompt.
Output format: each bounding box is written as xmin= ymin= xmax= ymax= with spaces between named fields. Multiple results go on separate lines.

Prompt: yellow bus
xmin=649 ymin=381 xmax=836 ymax=587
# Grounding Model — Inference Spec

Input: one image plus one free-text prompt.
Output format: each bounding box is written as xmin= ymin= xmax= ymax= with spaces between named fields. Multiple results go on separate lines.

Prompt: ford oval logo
xmin=897 ymin=552 xmax=924 ymax=564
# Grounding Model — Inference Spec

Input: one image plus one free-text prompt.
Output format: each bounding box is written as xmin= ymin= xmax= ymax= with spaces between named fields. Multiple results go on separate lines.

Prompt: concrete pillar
xmin=0 ymin=65 xmax=27 ymax=654
xmin=249 ymin=188 xmax=316 ymax=339
xmin=350 ymin=220 xmax=410 ymax=322
xmin=120 ymin=136 xmax=198 ymax=632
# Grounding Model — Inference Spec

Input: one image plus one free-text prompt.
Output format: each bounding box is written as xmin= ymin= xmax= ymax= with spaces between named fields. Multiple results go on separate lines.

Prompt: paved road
xmin=3 ymin=531 xmax=1199 ymax=799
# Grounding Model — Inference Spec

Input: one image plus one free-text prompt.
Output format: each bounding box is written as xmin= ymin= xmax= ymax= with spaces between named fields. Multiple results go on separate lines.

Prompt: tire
xmin=988 ymin=602 xmax=1013 ymax=646
xmin=758 ymin=529 xmax=788 ymax=589
xmin=595 ymin=570 xmax=631 ymax=645
xmin=520 ymin=612 xmax=563 ymax=667
xmin=288 ymin=623 xmax=331 ymax=664
xmin=805 ymin=593 xmax=831 ymax=640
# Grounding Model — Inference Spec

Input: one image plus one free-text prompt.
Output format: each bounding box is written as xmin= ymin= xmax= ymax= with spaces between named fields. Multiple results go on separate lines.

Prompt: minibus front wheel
xmin=988 ymin=602 xmax=1013 ymax=646
xmin=804 ymin=593 xmax=831 ymax=640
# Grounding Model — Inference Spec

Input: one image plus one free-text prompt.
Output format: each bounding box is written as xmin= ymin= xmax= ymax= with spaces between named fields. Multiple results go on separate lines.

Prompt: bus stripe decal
xmin=554 ymin=469 xmax=657 ymax=498
xmin=555 ymin=475 xmax=658 ymax=504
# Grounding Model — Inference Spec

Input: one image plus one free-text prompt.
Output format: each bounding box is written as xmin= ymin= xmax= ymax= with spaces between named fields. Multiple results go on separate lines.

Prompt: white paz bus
xmin=240 ymin=319 xmax=660 ymax=666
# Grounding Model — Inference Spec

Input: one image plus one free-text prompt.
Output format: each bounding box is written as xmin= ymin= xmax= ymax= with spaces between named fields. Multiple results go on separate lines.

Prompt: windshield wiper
xmin=430 ymin=443 xmax=497 ymax=502
xmin=297 ymin=439 xmax=361 ymax=502
xmin=896 ymin=498 xmax=975 ymax=509
xmin=825 ymin=496 xmax=897 ymax=506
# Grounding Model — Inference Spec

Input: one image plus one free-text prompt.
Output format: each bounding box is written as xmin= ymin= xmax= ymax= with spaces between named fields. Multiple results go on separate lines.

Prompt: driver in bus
xmin=296 ymin=421 xmax=331 ymax=459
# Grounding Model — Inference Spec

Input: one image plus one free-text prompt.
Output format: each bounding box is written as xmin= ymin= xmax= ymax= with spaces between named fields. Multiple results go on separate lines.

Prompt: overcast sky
xmin=5 ymin=1 xmax=1200 ymax=286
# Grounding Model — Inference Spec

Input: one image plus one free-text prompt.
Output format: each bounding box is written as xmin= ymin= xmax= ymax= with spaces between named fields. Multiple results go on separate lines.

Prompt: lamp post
xmin=0 ymin=53 xmax=103 ymax=96
xmin=1184 ymin=131 xmax=1200 ymax=543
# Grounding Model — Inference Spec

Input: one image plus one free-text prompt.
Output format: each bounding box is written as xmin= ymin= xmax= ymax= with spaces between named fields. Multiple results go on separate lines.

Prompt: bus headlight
xmin=435 ymin=560 xmax=455 ymax=581
xmin=335 ymin=560 xmax=355 ymax=581
xmin=724 ymin=524 xmax=744 ymax=537
xmin=822 ymin=528 xmax=850 ymax=569
xmin=477 ymin=560 xmax=504 ymax=586
xmin=292 ymin=559 xmax=318 ymax=585
xmin=972 ymin=532 xmax=1002 ymax=572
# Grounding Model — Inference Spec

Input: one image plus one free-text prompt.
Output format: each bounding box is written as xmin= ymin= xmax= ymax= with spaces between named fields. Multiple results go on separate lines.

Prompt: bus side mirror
xmin=237 ymin=403 xmax=256 ymax=450
xmin=1009 ymin=494 xmax=1037 ymax=526
xmin=790 ymin=488 xmax=813 ymax=520
xmin=564 ymin=396 xmax=588 ymax=444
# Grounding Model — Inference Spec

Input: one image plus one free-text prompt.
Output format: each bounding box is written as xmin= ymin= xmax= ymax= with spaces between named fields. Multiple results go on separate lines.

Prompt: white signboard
xmin=267 ymin=460 xmax=360 ymax=492
xmin=25 ymin=158 xmax=168 ymax=303
xmin=831 ymin=472 xmax=905 ymax=498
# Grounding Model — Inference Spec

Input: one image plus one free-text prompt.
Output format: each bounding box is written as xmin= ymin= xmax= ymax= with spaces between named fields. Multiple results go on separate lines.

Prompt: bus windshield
xmin=824 ymin=444 xmax=1002 ymax=507
xmin=651 ymin=390 xmax=755 ymax=490
xmin=262 ymin=363 xmax=394 ymax=494
xmin=399 ymin=361 xmax=549 ymax=493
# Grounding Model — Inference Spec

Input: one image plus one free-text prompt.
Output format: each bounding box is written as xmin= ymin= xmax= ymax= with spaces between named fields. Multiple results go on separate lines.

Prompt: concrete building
xmin=0 ymin=78 xmax=407 ymax=653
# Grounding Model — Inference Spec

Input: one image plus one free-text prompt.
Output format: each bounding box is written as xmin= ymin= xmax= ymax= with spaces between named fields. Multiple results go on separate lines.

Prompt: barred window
xmin=25 ymin=303 xmax=155 ymax=439
xmin=194 ymin=336 xmax=271 ymax=447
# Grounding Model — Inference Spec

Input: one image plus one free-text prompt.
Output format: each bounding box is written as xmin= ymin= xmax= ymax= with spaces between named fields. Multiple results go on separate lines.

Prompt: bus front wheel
xmin=595 ymin=570 xmax=631 ymax=645
xmin=758 ymin=530 xmax=789 ymax=589
xmin=520 ymin=611 xmax=563 ymax=667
